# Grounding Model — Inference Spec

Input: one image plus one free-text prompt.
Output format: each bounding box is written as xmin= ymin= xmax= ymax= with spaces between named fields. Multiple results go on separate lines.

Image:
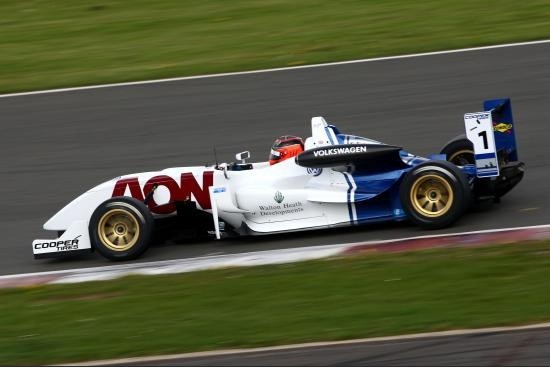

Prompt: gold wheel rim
xmin=448 ymin=149 xmax=474 ymax=166
xmin=98 ymin=209 xmax=140 ymax=251
xmin=410 ymin=174 xmax=454 ymax=217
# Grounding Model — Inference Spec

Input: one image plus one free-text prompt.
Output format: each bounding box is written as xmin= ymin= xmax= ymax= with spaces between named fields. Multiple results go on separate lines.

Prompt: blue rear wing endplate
xmin=483 ymin=98 xmax=519 ymax=162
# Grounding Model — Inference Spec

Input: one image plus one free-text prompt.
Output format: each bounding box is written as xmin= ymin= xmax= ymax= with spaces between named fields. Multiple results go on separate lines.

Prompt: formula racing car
xmin=33 ymin=98 xmax=524 ymax=261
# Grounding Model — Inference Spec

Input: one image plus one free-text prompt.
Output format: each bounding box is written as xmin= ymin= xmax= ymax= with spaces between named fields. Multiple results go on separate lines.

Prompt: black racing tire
xmin=89 ymin=197 xmax=154 ymax=261
xmin=400 ymin=161 xmax=471 ymax=229
xmin=440 ymin=137 xmax=474 ymax=166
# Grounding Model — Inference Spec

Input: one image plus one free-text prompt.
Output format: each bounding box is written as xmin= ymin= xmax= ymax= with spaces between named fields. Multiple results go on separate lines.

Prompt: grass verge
xmin=1 ymin=0 xmax=550 ymax=93
xmin=2 ymin=241 xmax=550 ymax=364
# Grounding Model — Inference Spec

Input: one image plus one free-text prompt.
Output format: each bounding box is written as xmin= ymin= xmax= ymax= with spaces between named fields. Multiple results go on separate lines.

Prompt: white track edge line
xmin=3 ymin=223 xmax=549 ymax=281
xmin=3 ymin=39 xmax=550 ymax=99
xmin=58 ymin=322 xmax=550 ymax=366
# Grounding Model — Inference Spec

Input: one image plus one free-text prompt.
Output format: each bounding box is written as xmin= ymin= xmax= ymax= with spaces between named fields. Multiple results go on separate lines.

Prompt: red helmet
xmin=269 ymin=135 xmax=304 ymax=165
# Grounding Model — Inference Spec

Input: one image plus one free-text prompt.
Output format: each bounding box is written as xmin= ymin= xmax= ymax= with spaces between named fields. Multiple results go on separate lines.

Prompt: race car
xmin=33 ymin=98 xmax=524 ymax=261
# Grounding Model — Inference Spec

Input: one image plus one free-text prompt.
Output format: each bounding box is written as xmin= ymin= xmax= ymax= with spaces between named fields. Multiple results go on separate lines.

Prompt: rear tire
xmin=89 ymin=197 xmax=154 ymax=261
xmin=440 ymin=138 xmax=474 ymax=166
xmin=400 ymin=161 xmax=471 ymax=229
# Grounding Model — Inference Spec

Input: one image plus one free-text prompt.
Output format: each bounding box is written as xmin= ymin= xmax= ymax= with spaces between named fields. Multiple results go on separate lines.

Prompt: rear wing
xmin=464 ymin=98 xmax=518 ymax=178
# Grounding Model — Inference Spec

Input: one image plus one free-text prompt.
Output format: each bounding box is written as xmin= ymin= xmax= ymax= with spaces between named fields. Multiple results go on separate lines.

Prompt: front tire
xmin=89 ymin=197 xmax=154 ymax=261
xmin=400 ymin=161 xmax=471 ymax=229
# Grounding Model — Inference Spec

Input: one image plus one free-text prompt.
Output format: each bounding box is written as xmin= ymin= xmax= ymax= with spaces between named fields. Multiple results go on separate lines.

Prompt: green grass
xmin=1 ymin=0 xmax=550 ymax=93
xmin=2 ymin=241 xmax=550 ymax=365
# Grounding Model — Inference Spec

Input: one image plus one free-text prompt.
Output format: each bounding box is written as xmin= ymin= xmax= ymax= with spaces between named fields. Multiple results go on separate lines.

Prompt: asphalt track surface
xmin=1 ymin=42 xmax=550 ymax=275
xmin=109 ymin=327 xmax=550 ymax=366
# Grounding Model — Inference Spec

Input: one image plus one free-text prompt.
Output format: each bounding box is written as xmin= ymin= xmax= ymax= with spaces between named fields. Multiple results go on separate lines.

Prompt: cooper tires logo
xmin=34 ymin=235 xmax=81 ymax=251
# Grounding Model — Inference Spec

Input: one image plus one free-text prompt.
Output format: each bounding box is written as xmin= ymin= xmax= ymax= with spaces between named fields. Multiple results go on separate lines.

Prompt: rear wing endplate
xmin=464 ymin=98 xmax=518 ymax=178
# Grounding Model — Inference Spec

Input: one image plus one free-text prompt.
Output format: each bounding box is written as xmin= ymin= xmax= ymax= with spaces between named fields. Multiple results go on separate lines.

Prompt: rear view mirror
xmin=236 ymin=151 xmax=250 ymax=163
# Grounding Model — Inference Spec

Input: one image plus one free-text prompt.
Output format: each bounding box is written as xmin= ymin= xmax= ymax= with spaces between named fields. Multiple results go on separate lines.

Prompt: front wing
xmin=32 ymin=220 xmax=92 ymax=258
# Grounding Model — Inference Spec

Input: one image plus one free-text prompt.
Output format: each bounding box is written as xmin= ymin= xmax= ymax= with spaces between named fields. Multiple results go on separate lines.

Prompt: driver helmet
xmin=269 ymin=135 xmax=304 ymax=165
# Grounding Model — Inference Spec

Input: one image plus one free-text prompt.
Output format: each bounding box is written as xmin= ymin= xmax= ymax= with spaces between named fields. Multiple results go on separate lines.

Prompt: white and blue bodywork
xmin=33 ymin=99 xmax=524 ymax=260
